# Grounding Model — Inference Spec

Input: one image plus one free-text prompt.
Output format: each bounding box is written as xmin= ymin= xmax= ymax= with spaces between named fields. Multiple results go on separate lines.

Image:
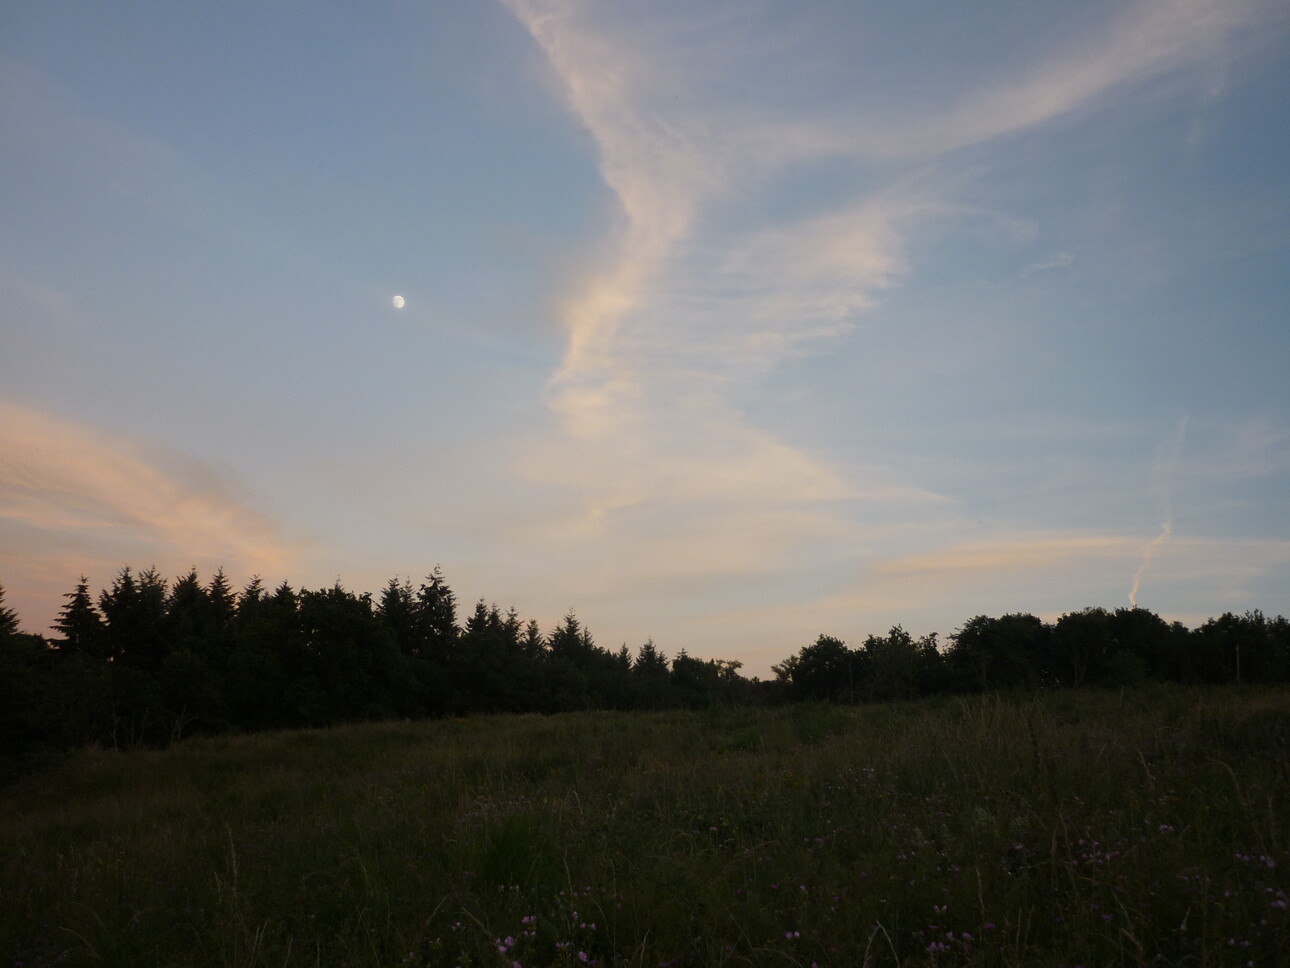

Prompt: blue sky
xmin=3 ymin=0 xmax=1289 ymax=675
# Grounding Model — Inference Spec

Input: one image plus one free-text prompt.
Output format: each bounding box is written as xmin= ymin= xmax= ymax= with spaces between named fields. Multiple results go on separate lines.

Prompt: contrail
xmin=1129 ymin=417 xmax=1187 ymax=608
xmin=1129 ymin=520 xmax=1172 ymax=608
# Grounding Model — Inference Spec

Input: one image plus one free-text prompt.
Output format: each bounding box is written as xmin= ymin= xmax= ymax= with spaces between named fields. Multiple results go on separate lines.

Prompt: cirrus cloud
xmin=0 ymin=399 xmax=299 ymax=632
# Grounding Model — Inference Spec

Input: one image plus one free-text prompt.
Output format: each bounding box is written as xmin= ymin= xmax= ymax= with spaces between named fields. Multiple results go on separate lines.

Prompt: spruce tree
xmin=522 ymin=619 xmax=545 ymax=658
xmin=378 ymin=578 xmax=419 ymax=655
xmin=238 ymin=576 xmax=266 ymax=613
xmin=208 ymin=569 xmax=237 ymax=628
xmin=415 ymin=567 xmax=458 ymax=662
xmin=0 ymin=583 xmax=20 ymax=639
xmin=54 ymin=576 xmax=105 ymax=657
xmin=99 ymin=566 xmax=169 ymax=669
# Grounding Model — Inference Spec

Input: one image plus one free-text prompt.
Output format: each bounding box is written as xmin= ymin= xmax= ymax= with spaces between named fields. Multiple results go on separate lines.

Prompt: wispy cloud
xmin=492 ymin=0 xmax=1282 ymax=646
xmin=502 ymin=0 xmax=1272 ymax=444
xmin=502 ymin=0 xmax=934 ymax=495
xmin=438 ymin=0 xmax=1290 ymax=675
xmin=0 ymin=400 xmax=298 ymax=630
xmin=918 ymin=0 xmax=1256 ymax=148
xmin=1019 ymin=251 xmax=1076 ymax=277
xmin=883 ymin=535 xmax=1138 ymax=577
xmin=782 ymin=0 xmax=1270 ymax=161
xmin=853 ymin=529 xmax=1290 ymax=622
xmin=1130 ymin=416 xmax=1188 ymax=606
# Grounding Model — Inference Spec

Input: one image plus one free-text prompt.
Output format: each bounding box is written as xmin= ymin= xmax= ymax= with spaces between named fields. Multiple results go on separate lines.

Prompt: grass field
xmin=3 ymin=688 xmax=1288 ymax=967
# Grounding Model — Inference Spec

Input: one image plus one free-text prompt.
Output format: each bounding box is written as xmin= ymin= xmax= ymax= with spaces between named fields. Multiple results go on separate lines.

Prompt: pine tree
xmin=0 ymin=583 xmax=20 ymax=639
xmin=99 ymin=566 xmax=169 ymax=669
xmin=415 ymin=567 xmax=458 ymax=662
xmin=208 ymin=569 xmax=237 ymax=628
xmin=238 ymin=576 xmax=266 ymax=614
xmin=522 ymin=619 xmax=545 ymax=658
xmin=54 ymin=576 xmax=106 ymax=657
xmin=166 ymin=568 xmax=211 ymax=646
xmin=634 ymin=638 xmax=669 ymax=677
xmin=377 ymin=578 xmax=419 ymax=655
xmin=548 ymin=611 xmax=585 ymax=660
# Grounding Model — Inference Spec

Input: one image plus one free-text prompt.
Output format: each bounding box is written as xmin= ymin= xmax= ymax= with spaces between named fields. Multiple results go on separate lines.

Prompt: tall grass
xmin=3 ymin=688 xmax=1288 ymax=966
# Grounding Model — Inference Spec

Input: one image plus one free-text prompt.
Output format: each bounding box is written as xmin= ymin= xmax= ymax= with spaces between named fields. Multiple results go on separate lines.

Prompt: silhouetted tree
xmin=225 ymin=579 xmax=297 ymax=730
xmin=377 ymin=578 xmax=420 ymax=655
xmin=1194 ymin=611 xmax=1286 ymax=684
xmin=54 ymin=576 xmax=106 ymax=658
xmin=238 ymin=576 xmax=267 ymax=612
xmin=0 ymin=587 xmax=58 ymax=778
xmin=521 ymin=618 xmax=545 ymax=658
xmin=415 ymin=567 xmax=458 ymax=662
xmin=1107 ymin=607 xmax=1175 ymax=682
xmin=99 ymin=566 xmax=169 ymax=671
xmin=295 ymin=583 xmax=403 ymax=723
xmin=0 ymin=583 xmax=19 ymax=639
xmin=630 ymin=638 xmax=671 ymax=707
xmin=548 ymin=611 xmax=593 ymax=661
xmin=208 ymin=569 xmax=237 ymax=629
xmin=1052 ymin=608 xmax=1116 ymax=687
xmin=861 ymin=626 xmax=924 ymax=701
xmin=774 ymin=634 xmax=860 ymax=702
xmin=947 ymin=614 xmax=1051 ymax=692
xmin=166 ymin=569 xmax=212 ymax=649
xmin=459 ymin=600 xmax=527 ymax=712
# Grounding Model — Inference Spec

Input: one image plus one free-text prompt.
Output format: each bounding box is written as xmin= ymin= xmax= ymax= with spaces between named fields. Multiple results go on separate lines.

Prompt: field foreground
xmin=3 ymin=689 xmax=1288 ymax=967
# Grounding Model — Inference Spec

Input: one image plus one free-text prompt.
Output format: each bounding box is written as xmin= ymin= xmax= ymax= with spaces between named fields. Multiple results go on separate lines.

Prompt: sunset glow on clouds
xmin=2 ymin=0 xmax=1288 ymax=673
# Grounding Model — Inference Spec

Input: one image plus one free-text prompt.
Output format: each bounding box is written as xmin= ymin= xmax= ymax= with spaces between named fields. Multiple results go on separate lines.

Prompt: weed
xmin=2 ymin=688 xmax=1287 ymax=966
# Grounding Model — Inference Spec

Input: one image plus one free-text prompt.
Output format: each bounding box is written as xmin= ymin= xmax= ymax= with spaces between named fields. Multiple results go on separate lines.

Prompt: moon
xmin=392 ymin=294 xmax=405 ymax=310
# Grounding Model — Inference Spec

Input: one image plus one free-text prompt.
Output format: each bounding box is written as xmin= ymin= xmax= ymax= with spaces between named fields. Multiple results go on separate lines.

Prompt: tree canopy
xmin=3 ymin=567 xmax=1288 ymax=779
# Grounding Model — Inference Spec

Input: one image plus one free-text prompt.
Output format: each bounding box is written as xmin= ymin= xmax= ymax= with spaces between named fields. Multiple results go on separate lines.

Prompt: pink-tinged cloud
xmin=872 ymin=532 xmax=1290 ymax=611
xmin=0 ymin=399 xmax=297 ymax=632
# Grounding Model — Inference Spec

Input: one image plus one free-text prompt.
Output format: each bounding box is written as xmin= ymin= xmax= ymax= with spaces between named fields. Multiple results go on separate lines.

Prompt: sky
xmin=3 ymin=0 xmax=1289 ymax=676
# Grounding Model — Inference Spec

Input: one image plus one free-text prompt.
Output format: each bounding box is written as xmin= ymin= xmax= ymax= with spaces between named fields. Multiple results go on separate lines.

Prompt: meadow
xmin=2 ymin=688 xmax=1288 ymax=967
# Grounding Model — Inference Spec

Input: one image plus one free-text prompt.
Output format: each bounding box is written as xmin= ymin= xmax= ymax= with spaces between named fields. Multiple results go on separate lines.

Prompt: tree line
xmin=0 ymin=567 xmax=749 ymax=771
xmin=2 ymin=566 xmax=1289 ymax=772
xmin=772 ymin=607 xmax=1290 ymax=703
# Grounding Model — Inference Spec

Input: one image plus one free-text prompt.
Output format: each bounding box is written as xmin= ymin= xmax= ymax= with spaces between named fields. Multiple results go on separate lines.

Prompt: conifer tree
xmin=0 ymin=583 xmax=20 ymax=639
xmin=378 ymin=578 xmax=419 ymax=654
xmin=548 ymin=611 xmax=586 ymax=660
xmin=54 ymin=576 xmax=105 ymax=657
xmin=166 ymin=568 xmax=211 ymax=647
xmin=502 ymin=607 xmax=522 ymax=650
xmin=522 ymin=618 xmax=545 ymax=658
xmin=634 ymin=639 xmax=669 ymax=677
xmin=238 ymin=576 xmax=266 ymax=613
xmin=416 ymin=567 xmax=458 ymax=662
xmin=208 ymin=569 xmax=237 ymax=628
